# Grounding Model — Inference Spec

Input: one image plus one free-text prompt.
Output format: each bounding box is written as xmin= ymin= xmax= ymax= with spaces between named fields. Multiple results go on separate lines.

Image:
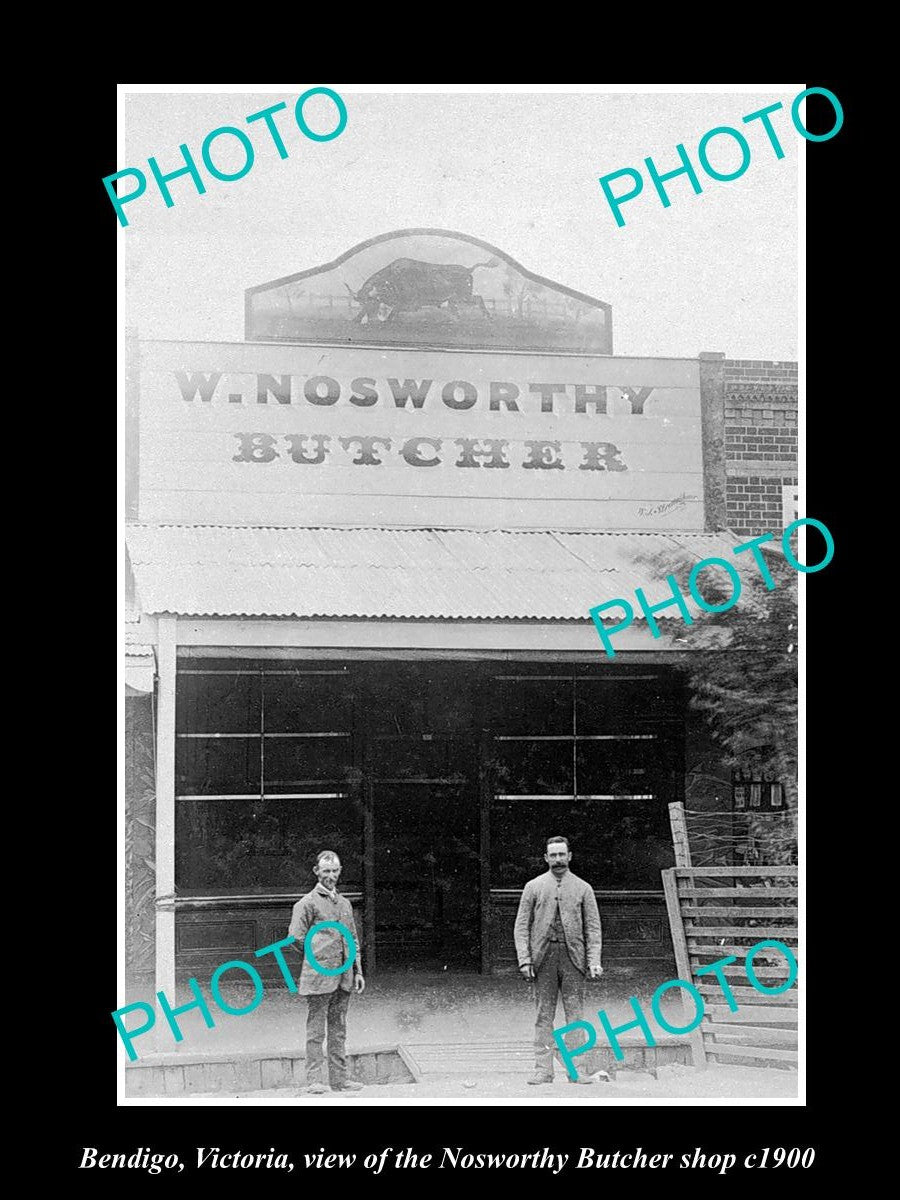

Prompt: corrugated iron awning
xmin=124 ymin=525 xmax=739 ymax=621
xmin=125 ymin=651 xmax=155 ymax=694
xmin=124 ymin=610 xmax=156 ymax=692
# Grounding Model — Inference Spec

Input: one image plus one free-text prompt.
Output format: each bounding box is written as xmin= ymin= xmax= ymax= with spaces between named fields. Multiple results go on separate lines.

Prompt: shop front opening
xmin=368 ymin=664 xmax=482 ymax=970
xmin=172 ymin=657 xmax=684 ymax=978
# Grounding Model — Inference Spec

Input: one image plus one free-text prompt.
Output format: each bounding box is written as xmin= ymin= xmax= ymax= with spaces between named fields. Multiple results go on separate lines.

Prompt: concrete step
xmin=407 ymin=1043 xmax=532 ymax=1073
xmin=125 ymin=1039 xmax=695 ymax=1095
xmin=125 ymin=1044 xmax=418 ymax=1097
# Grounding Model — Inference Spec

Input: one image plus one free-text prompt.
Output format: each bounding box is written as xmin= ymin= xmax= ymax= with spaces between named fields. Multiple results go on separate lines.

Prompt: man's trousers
xmin=305 ymin=988 xmax=350 ymax=1087
xmin=533 ymin=942 xmax=592 ymax=1075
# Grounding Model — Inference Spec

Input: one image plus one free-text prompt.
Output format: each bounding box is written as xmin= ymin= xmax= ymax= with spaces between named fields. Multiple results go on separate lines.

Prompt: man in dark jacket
xmin=513 ymin=835 xmax=603 ymax=1085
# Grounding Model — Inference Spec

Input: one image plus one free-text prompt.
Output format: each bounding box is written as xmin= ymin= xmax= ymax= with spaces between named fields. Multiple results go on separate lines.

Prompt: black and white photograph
xmin=117 ymin=84 xmax=816 ymax=1110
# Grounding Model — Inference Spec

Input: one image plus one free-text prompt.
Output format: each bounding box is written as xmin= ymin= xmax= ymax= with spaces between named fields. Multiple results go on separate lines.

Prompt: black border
xmin=61 ymin=77 xmax=856 ymax=1181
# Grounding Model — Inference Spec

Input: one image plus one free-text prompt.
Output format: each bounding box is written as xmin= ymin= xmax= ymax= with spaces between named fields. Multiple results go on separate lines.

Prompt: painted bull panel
xmin=246 ymin=229 xmax=612 ymax=353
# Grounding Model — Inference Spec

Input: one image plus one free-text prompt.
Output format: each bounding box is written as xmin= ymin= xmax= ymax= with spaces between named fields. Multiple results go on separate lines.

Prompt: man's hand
xmin=520 ymin=964 xmax=535 ymax=981
xmin=354 ymin=973 xmax=366 ymax=994
xmin=589 ymin=964 xmax=604 ymax=979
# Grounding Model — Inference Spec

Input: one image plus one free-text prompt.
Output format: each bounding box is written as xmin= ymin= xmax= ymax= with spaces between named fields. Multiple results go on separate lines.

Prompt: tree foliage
xmin=637 ymin=545 xmax=798 ymax=818
xmin=681 ymin=555 xmax=797 ymax=808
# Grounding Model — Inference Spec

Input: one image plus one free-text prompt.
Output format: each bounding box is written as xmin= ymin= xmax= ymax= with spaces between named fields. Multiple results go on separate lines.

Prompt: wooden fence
xmin=661 ymin=865 xmax=798 ymax=1067
xmin=662 ymin=803 xmax=797 ymax=1068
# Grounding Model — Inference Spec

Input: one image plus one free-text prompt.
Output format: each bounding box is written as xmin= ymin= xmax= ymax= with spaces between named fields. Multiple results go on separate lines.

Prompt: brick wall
xmin=722 ymin=359 xmax=797 ymax=537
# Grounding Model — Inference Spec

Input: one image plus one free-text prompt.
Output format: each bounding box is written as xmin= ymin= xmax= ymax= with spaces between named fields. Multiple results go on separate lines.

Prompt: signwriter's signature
xmin=637 ymin=493 xmax=699 ymax=518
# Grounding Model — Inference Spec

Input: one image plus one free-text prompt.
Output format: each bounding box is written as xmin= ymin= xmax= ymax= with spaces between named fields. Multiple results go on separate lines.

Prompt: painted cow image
xmin=346 ymin=257 xmax=498 ymax=324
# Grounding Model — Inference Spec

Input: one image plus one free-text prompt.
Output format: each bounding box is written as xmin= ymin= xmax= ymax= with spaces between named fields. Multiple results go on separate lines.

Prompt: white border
xmin=117 ymin=82 xmax=806 ymax=1109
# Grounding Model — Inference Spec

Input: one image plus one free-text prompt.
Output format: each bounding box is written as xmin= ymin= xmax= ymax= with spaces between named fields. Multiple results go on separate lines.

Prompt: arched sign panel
xmin=244 ymin=230 xmax=612 ymax=355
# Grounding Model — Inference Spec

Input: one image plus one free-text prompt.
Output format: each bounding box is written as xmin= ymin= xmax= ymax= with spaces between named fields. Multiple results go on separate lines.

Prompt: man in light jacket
xmin=514 ymin=834 xmax=603 ymax=1085
xmin=288 ymin=850 xmax=366 ymax=1095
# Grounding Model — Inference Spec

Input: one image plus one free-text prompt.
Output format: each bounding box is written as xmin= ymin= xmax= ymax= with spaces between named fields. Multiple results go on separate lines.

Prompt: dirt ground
xmin=146 ymin=968 xmax=696 ymax=1056
xmin=133 ymin=969 xmax=798 ymax=1101
xmin=186 ymin=1063 xmax=797 ymax=1102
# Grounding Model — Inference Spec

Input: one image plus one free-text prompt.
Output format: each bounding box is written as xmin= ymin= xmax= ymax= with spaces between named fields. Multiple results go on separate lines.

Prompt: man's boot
xmin=527 ymin=1070 xmax=554 ymax=1085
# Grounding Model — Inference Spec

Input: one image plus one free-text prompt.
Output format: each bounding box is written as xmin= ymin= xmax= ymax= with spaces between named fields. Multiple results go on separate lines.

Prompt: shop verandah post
xmin=155 ymin=616 xmax=177 ymax=1008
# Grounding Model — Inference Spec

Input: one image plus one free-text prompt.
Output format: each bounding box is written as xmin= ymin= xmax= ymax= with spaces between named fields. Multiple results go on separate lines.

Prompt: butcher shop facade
xmin=124 ymin=228 xmax=754 ymax=996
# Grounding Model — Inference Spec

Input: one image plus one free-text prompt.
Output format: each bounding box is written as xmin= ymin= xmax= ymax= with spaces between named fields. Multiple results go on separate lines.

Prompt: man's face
xmin=315 ymin=856 xmax=342 ymax=889
xmin=544 ymin=842 xmax=571 ymax=873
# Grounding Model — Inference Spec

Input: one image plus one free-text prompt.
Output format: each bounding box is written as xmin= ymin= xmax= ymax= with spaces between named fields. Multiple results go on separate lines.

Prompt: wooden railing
xmin=661 ymin=865 xmax=798 ymax=1068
